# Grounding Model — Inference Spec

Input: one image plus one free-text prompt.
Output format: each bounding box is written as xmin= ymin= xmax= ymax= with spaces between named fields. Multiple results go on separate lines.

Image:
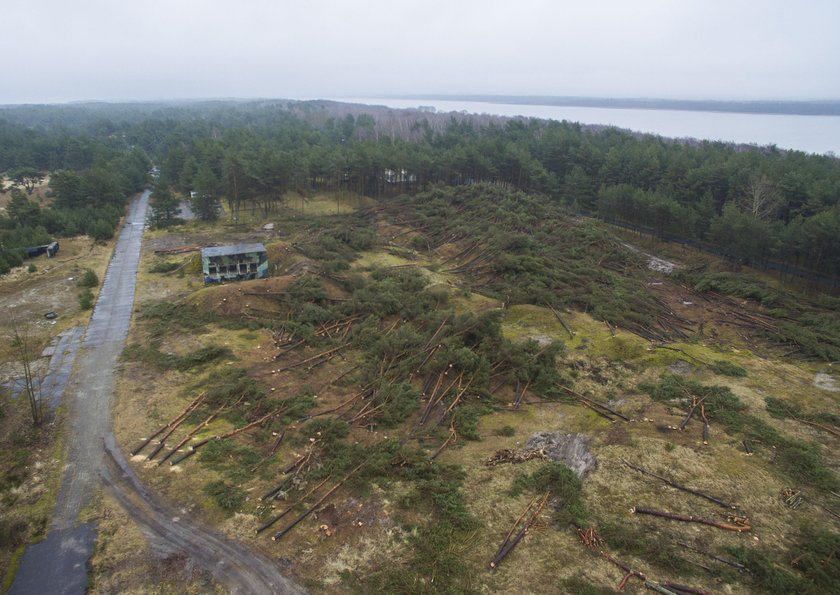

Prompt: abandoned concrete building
xmin=201 ymin=243 xmax=268 ymax=284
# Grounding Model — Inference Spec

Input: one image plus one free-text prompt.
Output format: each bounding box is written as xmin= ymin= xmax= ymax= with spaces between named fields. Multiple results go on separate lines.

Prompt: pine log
xmin=544 ymin=301 xmax=574 ymax=339
xmin=130 ymin=392 xmax=205 ymax=456
xmin=795 ymin=418 xmax=840 ymax=439
xmin=431 ymin=428 xmax=457 ymax=460
xmin=632 ymin=507 xmax=751 ymax=532
xmin=661 ymin=582 xmax=713 ymax=595
xmin=256 ymin=476 xmax=331 ymax=534
xmin=679 ymin=397 xmax=705 ymax=431
xmin=272 ymin=462 xmax=365 ymax=541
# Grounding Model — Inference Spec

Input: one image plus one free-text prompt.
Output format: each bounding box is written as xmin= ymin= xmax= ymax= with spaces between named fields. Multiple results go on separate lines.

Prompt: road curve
xmin=103 ymin=435 xmax=304 ymax=595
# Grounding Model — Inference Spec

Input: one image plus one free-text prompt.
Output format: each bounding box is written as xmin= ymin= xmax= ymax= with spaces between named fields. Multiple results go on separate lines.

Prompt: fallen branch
xmin=795 ymin=418 xmax=840 ymax=440
xmin=431 ymin=427 xmax=457 ymax=460
xmin=675 ymin=541 xmax=746 ymax=571
xmin=490 ymin=491 xmax=549 ymax=569
xmin=599 ymin=551 xmax=647 ymax=589
xmin=632 ymin=507 xmax=751 ymax=532
xmin=623 ymin=460 xmax=736 ymax=509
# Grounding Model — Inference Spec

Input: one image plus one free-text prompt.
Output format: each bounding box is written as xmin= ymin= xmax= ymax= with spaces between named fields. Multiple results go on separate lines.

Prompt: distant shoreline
xmin=393 ymin=95 xmax=840 ymax=117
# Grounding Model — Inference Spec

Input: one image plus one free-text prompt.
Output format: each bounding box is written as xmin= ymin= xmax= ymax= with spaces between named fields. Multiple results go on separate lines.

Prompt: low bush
xmin=78 ymin=288 xmax=94 ymax=310
xmin=203 ymin=479 xmax=245 ymax=514
xmin=76 ymin=268 xmax=99 ymax=288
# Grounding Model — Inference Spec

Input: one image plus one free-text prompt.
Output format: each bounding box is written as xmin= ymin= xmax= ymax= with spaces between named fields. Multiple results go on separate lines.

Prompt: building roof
xmin=201 ymin=243 xmax=267 ymax=258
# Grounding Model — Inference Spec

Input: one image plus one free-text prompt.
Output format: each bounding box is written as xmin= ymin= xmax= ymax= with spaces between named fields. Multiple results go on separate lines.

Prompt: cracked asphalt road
xmin=11 ymin=191 xmax=302 ymax=594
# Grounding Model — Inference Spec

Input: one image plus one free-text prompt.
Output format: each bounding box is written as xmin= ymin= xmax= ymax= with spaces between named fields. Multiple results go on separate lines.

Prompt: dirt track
xmin=103 ymin=435 xmax=303 ymax=594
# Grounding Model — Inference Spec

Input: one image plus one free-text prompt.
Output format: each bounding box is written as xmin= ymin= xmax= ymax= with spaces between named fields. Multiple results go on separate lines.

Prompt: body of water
xmin=334 ymin=97 xmax=840 ymax=156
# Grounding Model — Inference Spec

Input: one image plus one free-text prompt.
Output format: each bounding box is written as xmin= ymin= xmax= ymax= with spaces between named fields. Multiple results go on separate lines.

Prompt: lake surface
xmin=333 ymin=97 xmax=840 ymax=156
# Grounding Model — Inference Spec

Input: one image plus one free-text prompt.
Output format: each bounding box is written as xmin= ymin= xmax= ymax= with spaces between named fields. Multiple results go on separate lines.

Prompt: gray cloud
xmin=2 ymin=0 xmax=838 ymax=103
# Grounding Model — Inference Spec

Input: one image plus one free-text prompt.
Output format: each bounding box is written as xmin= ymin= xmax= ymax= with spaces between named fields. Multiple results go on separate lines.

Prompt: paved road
xmin=11 ymin=191 xmax=301 ymax=594
xmin=11 ymin=192 xmax=150 ymax=594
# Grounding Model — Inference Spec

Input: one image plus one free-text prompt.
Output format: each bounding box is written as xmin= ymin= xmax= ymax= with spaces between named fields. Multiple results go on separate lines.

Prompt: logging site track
xmin=10 ymin=191 xmax=301 ymax=595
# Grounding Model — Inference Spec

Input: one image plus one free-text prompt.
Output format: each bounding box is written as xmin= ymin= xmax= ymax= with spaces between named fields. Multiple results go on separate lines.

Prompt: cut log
xmin=632 ymin=507 xmax=751 ymax=532
xmin=544 ymin=301 xmax=574 ymax=339
xmin=130 ymin=392 xmax=205 ymax=456
xmin=158 ymin=410 xmax=220 ymax=466
xmin=256 ymin=476 xmax=331 ymax=534
xmin=272 ymin=462 xmax=365 ymax=541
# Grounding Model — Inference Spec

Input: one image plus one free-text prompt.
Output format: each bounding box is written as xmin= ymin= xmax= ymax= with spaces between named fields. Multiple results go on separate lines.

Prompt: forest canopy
xmin=1 ymin=100 xmax=839 ymax=279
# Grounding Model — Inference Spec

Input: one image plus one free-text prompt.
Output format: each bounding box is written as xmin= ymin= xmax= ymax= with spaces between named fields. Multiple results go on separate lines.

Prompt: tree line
xmin=0 ymin=115 xmax=150 ymax=273
xmin=2 ymin=100 xmax=840 ymax=278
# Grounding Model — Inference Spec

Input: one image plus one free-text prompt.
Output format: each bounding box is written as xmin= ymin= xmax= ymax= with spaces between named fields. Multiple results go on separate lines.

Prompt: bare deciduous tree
xmin=12 ymin=329 xmax=44 ymax=426
xmin=740 ymin=174 xmax=781 ymax=221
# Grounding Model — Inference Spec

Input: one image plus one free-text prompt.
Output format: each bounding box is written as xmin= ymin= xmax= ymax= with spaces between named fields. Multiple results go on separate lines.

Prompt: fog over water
xmin=335 ymin=98 xmax=840 ymax=156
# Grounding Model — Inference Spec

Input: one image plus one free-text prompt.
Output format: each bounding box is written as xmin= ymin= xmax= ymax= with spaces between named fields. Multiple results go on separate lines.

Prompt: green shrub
xmin=78 ymin=288 xmax=94 ymax=309
xmin=495 ymin=425 xmax=516 ymax=437
xmin=510 ymin=461 xmax=588 ymax=526
xmin=148 ymin=260 xmax=179 ymax=273
xmin=451 ymin=403 xmax=492 ymax=440
xmin=709 ymin=359 xmax=748 ymax=377
xmin=200 ymin=439 xmax=260 ymax=482
xmin=203 ymin=479 xmax=245 ymax=514
xmin=76 ymin=268 xmax=99 ymax=288
xmin=27 ymin=264 xmax=36 ymax=273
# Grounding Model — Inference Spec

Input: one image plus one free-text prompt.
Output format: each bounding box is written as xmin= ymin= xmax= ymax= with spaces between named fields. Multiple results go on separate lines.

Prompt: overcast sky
xmin=2 ymin=0 xmax=838 ymax=104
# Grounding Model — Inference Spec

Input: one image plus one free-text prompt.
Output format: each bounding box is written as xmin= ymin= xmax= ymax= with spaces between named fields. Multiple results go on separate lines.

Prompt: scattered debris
xmin=576 ymin=526 xmax=604 ymax=549
xmin=781 ymin=488 xmax=803 ymax=509
xmin=485 ymin=448 xmax=548 ymax=467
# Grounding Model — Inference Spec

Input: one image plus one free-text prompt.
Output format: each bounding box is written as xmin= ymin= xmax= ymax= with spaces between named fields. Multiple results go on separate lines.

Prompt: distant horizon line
xmin=2 ymin=94 xmax=840 ymax=117
xmin=377 ymin=94 xmax=840 ymax=117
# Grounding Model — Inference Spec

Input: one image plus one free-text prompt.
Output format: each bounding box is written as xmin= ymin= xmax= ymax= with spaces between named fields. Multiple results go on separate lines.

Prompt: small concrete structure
xmin=201 ymin=243 xmax=268 ymax=284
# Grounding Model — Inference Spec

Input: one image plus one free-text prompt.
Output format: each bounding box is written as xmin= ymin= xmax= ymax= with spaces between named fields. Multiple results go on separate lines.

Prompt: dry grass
xmin=105 ymin=210 xmax=840 ymax=594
